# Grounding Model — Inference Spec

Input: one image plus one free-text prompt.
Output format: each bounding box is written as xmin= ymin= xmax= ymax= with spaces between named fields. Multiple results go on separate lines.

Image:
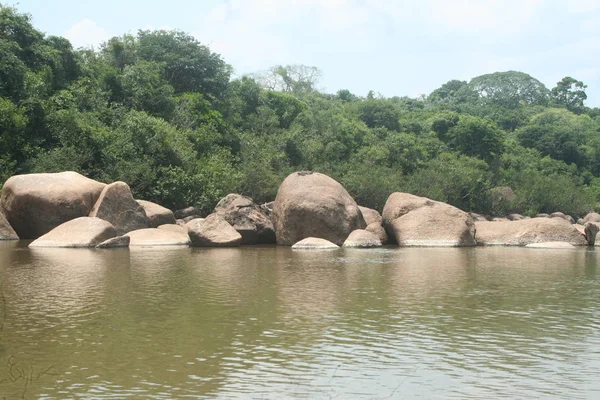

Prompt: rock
xmin=182 ymin=215 xmax=197 ymax=224
xmin=0 ymin=171 xmax=106 ymax=239
xmin=96 ymin=235 xmax=130 ymax=249
xmin=536 ymin=213 xmax=549 ymax=218
xmin=272 ymin=171 xmax=366 ymax=246
xmin=213 ymin=193 xmax=275 ymax=244
xmin=475 ymin=218 xmax=587 ymax=246
xmin=0 ymin=212 xmax=18 ymax=240
xmin=158 ymin=224 xmax=188 ymax=235
xmin=469 ymin=212 xmax=488 ymax=222
xmin=174 ymin=206 xmax=202 ymax=220
xmin=583 ymin=212 xmax=600 ymax=223
xmin=550 ymin=212 xmax=574 ymax=224
xmin=577 ymin=218 xmax=585 ymax=225
xmin=187 ymin=214 xmax=242 ymax=247
xmin=29 ymin=217 xmax=116 ymax=248
xmin=291 ymin=237 xmax=340 ymax=250
xmin=342 ymin=229 xmax=382 ymax=248
xmin=89 ymin=182 xmax=148 ymax=235
xmin=136 ymin=200 xmax=175 ymax=228
xmin=525 ymin=242 xmax=576 ymax=249
xmin=175 ymin=219 xmax=187 ymax=226
xmin=507 ymin=213 xmax=525 ymax=221
xmin=126 ymin=228 xmax=190 ymax=247
xmin=366 ymin=222 xmax=388 ymax=244
xmin=492 ymin=217 xmax=510 ymax=222
xmin=359 ymin=206 xmax=383 ymax=226
xmin=382 ymin=192 xmax=476 ymax=247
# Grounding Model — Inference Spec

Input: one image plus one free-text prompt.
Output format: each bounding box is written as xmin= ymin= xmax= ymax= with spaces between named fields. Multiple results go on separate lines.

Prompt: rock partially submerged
xmin=272 ymin=171 xmax=366 ymax=246
xmin=365 ymin=222 xmax=388 ymax=245
xmin=0 ymin=171 xmax=106 ymax=239
xmin=342 ymin=229 xmax=382 ymax=248
xmin=187 ymin=214 xmax=242 ymax=247
xmin=126 ymin=228 xmax=190 ymax=247
xmin=29 ymin=217 xmax=116 ymax=248
xmin=291 ymin=237 xmax=339 ymax=250
xmin=214 ymin=194 xmax=275 ymax=244
xmin=525 ymin=242 xmax=576 ymax=249
xmin=382 ymin=192 xmax=476 ymax=247
xmin=137 ymin=200 xmax=176 ymax=228
xmin=89 ymin=182 xmax=148 ymax=236
xmin=96 ymin=235 xmax=130 ymax=249
xmin=475 ymin=218 xmax=587 ymax=246
xmin=0 ymin=212 xmax=18 ymax=240
xmin=573 ymin=222 xmax=599 ymax=245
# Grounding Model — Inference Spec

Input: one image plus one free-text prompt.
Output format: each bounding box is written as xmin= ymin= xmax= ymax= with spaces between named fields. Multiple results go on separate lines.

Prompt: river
xmin=1 ymin=242 xmax=599 ymax=399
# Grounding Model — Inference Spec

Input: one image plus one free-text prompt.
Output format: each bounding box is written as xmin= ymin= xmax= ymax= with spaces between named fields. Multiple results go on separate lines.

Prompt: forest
xmin=1 ymin=5 xmax=600 ymax=217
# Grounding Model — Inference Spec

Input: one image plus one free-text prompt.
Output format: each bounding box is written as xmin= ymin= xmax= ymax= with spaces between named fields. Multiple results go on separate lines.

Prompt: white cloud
xmin=64 ymin=18 xmax=110 ymax=49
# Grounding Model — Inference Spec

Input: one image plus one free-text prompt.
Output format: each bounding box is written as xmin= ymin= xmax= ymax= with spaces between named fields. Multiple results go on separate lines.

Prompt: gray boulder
xmin=137 ymin=200 xmax=175 ymax=228
xmin=214 ymin=194 xmax=275 ymax=244
xmin=0 ymin=171 xmax=106 ymax=239
xmin=272 ymin=171 xmax=366 ymax=246
xmin=382 ymin=192 xmax=476 ymax=247
xmin=187 ymin=214 xmax=242 ymax=247
xmin=89 ymin=182 xmax=149 ymax=235
xmin=29 ymin=217 xmax=116 ymax=248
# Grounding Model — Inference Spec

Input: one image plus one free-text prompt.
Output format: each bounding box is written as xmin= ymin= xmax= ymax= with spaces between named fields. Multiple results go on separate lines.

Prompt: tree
xmin=551 ymin=76 xmax=587 ymax=113
xmin=469 ymin=71 xmax=550 ymax=108
xmin=254 ymin=64 xmax=321 ymax=94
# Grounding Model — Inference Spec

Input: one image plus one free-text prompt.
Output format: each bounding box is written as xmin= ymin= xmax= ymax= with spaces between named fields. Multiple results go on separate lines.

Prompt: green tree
xmin=551 ymin=76 xmax=587 ymax=113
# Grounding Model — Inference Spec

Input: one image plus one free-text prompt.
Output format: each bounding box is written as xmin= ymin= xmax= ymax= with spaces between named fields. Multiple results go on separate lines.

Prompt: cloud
xmin=64 ymin=18 xmax=110 ymax=49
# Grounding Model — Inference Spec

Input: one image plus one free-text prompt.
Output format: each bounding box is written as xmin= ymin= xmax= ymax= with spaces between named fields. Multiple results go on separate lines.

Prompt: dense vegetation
xmin=1 ymin=5 xmax=600 ymax=216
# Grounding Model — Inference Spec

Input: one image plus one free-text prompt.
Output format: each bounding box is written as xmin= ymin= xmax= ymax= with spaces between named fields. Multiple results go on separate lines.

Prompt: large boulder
xmin=29 ymin=217 xmax=116 ymax=248
xmin=213 ymin=194 xmax=275 ymax=244
xmin=187 ymin=214 xmax=242 ymax=247
xmin=342 ymin=229 xmax=382 ymax=248
xmin=475 ymin=218 xmax=587 ymax=246
xmin=126 ymin=228 xmax=190 ymax=247
xmin=0 ymin=212 xmax=18 ymax=240
xmin=382 ymin=193 xmax=476 ymax=247
xmin=89 ymin=182 xmax=149 ymax=236
xmin=291 ymin=237 xmax=339 ymax=250
xmin=137 ymin=200 xmax=175 ymax=228
xmin=358 ymin=206 xmax=382 ymax=226
xmin=549 ymin=212 xmax=575 ymax=224
xmin=272 ymin=171 xmax=366 ymax=246
xmin=0 ymin=171 xmax=106 ymax=239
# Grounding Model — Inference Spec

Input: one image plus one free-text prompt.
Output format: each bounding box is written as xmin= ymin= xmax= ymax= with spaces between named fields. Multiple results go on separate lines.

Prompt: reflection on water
xmin=0 ymin=245 xmax=599 ymax=399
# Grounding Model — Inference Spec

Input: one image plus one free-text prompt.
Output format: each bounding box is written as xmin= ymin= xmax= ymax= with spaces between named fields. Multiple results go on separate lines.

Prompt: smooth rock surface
xmin=525 ymin=242 xmax=576 ymax=249
xmin=475 ymin=218 xmax=587 ymax=246
xmin=291 ymin=237 xmax=340 ymax=250
xmin=89 ymin=182 xmax=149 ymax=235
xmin=137 ymin=200 xmax=176 ymax=228
xmin=272 ymin=171 xmax=366 ymax=246
xmin=187 ymin=214 xmax=242 ymax=247
xmin=158 ymin=224 xmax=188 ymax=235
xmin=550 ymin=212 xmax=575 ymax=224
xmin=583 ymin=212 xmax=600 ymax=223
xmin=96 ymin=235 xmax=130 ymax=248
xmin=0 ymin=171 xmax=106 ymax=239
xmin=214 ymin=194 xmax=275 ymax=244
xmin=0 ymin=212 xmax=18 ymax=240
xmin=29 ymin=217 xmax=116 ymax=248
xmin=359 ymin=206 xmax=383 ymax=226
xmin=382 ymin=193 xmax=476 ymax=247
xmin=343 ymin=229 xmax=382 ymax=248
xmin=126 ymin=228 xmax=190 ymax=247
xmin=365 ymin=222 xmax=388 ymax=245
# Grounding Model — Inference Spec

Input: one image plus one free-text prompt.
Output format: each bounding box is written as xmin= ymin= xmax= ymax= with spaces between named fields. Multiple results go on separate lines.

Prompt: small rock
xmin=29 ymin=217 xmax=116 ymax=248
xmin=126 ymin=228 xmax=190 ymax=247
xmin=359 ymin=206 xmax=383 ymax=226
xmin=137 ymin=200 xmax=176 ymax=227
xmin=365 ymin=222 xmax=388 ymax=245
xmin=291 ymin=237 xmax=340 ymax=250
xmin=343 ymin=230 xmax=382 ymax=248
xmin=525 ymin=242 xmax=575 ymax=249
xmin=187 ymin=214 xmax=242 ymax=247
xmin=96 ymin=235 xmax=130 ymax=248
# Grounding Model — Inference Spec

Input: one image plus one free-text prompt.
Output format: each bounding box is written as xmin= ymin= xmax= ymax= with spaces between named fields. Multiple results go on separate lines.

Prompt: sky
xmin=7 ymin=0 xmax=600 ymax=106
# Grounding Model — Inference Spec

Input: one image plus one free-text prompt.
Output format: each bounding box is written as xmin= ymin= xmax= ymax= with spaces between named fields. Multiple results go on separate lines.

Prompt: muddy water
xmin=0 ymin=242 xmax=599 ymax=399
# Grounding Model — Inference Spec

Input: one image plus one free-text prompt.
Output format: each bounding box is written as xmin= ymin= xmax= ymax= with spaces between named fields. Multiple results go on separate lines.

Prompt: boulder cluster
xmin=1 ymin=170 xmax=598 ymax=250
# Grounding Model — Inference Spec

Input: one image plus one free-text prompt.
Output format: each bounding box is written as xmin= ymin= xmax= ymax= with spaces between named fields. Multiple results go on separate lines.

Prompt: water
xmin=1 ymin=241 xmax=599 ymax=399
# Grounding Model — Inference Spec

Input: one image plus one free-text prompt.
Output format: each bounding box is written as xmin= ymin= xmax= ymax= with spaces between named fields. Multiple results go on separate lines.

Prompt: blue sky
xmin=8 ymin=0 xmax=600 ymax=106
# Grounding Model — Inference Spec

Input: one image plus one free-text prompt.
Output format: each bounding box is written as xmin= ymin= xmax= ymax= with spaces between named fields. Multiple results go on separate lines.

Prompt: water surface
xmin=1 ymin=242 xmax=599 ymax=399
